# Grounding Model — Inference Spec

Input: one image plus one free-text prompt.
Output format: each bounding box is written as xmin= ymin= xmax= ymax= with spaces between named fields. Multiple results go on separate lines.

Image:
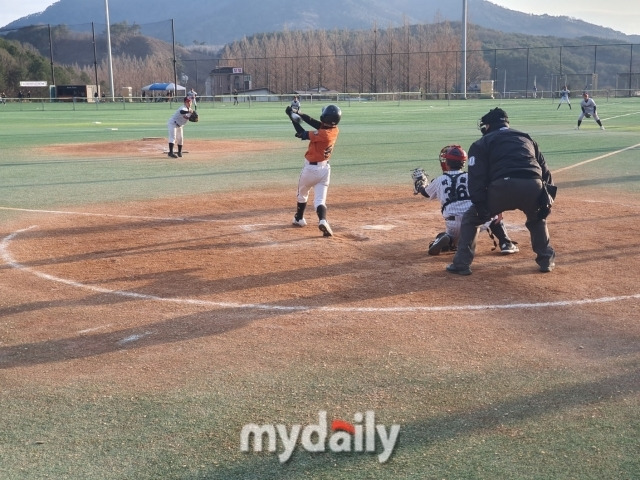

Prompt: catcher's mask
xmin=320 ymin=104 xmax=342 ymax=126
xmin=439 ymin=145 xmax=468 ymax=172
xmin=478 ymin=107 xmax=509 ymax=135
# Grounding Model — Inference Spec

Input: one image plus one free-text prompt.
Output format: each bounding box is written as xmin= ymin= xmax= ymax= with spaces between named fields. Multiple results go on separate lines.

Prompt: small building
xmin=208 ymin=66 xmax=251 ymax=97
xmin=52 ymin=84 xmax=100 ymax=102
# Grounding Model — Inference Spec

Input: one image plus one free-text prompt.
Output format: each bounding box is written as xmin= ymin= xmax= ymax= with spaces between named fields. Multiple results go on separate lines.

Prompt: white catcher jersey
xmin=425 ymin=170 xmax=472 ymax=219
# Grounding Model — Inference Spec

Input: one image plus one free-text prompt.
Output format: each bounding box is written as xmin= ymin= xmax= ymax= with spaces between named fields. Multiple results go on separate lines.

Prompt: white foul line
xmin=0 ymin=206 xmax=220 ymax=223
xmin=2 ymin=226 xmax=639 ymax=313
xmin=553 ymin=142 xmax=640 ymax=174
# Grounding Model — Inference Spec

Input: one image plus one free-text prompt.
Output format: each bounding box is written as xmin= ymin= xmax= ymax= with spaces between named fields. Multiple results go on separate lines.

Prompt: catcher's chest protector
xmin=441 ymin=173 xmax=469 ymax=212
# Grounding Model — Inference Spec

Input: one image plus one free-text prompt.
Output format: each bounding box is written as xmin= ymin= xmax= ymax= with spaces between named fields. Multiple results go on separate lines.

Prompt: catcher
xmin=167 ymin=96 xmax=198 ymax=158
xmin=412 ymin=145 xmax=518 ymax=255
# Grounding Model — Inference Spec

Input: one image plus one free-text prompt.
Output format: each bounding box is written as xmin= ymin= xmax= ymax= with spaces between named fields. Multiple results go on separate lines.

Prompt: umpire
xmin=446 ymin=107 xmax=556 ymax=275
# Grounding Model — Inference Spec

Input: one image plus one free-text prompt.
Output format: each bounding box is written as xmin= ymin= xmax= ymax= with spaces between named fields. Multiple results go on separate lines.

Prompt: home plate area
xmin=3 ymin=186 xmax=640 ymax=313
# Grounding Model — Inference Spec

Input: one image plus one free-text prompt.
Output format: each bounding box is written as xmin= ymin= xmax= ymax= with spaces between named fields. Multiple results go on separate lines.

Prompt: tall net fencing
xmin=1 ymin=21 xmax=639 ymax=101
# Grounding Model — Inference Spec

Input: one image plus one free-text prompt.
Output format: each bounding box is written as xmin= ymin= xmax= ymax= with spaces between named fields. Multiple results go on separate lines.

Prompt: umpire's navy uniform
xmin=447 ymin=108 xmax=556 ymax=274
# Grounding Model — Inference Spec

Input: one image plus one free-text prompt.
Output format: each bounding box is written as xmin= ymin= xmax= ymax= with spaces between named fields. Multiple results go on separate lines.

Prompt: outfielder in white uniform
xmin=167 ymin=97 xmax=194 ymax=158
xmin=577 ymin=92 xmax=604 ymax=130
xmin=290 ymin=96 xmax=301 ymax=113
xmin=413 ymin=145 xmax=518 ymax=255
xmin=557 ymin=86 xmax=571 ymax=109
xmin=187 ymin=88 xmax=198 ymax=110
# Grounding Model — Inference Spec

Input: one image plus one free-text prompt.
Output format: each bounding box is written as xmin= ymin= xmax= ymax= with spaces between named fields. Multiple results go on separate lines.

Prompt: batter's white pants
xmin=296 ymin=161 xmax=330 ymax=209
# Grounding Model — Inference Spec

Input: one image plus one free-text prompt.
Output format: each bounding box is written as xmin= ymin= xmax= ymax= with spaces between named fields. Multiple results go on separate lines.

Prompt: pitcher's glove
xmin=188 ymin=111 xmax=199 ymax=122
xmin=411 ymin=168 xmax=429 ymax=195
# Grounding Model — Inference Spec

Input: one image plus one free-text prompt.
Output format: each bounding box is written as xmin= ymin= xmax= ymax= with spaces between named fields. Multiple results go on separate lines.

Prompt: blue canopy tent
xmin=141 ymin=83 xmax=186 ymax=101
xmin=142 ymin=82 xmax=186 ymax=93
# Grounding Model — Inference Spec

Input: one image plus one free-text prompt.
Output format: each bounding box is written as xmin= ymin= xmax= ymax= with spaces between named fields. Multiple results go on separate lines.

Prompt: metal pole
xmin=171 ymin=19 xmax=178 ymax=99
xmin=461 ymin=0 xmax=467 ymax=99
xmin=48 ymin=24 xmax=55 ymax=86
xmin=630 ymin=44 xmax=634 ymax=97
xmin=526 ymin=47 xmax=530 ymax=98
xmin=104 ymin=0 xmax=115 ymax=101
xmin=91 ymin=22 xmax=99 ymax=93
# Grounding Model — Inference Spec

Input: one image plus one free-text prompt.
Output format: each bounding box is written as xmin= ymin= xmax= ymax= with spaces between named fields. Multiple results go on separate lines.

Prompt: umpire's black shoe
xmin=446 ymin=264 xmax=472 ymax=276
xmin=539 ymin=262 xmax=555 ymax=273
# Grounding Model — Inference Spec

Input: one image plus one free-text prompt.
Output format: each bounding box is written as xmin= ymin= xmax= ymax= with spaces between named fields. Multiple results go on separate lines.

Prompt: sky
xmin=487 ymin=0 xmax=639 ymax=35
xmin=0 ymin=0 xmax=638 ymax=36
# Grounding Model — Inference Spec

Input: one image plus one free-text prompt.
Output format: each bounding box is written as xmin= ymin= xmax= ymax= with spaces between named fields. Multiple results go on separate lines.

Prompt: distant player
xmin=290 ymin=95 xmax=301 ymax=113
xmin=557 ymin=86 xmax=571 ymax=109
xmin=576 ymin=92 xmax=604 ymax=130
xmin=187 ymin=88 xmax=198 ymax=110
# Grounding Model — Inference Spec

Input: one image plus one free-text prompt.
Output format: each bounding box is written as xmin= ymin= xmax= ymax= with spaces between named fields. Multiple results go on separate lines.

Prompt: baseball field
xmin=1 ymin=96 xmax=639 ymax=479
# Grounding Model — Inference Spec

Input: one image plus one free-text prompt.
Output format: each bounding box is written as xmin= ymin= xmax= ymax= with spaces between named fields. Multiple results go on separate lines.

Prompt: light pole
xmin=461 ymin=0 xmax=468 ymax=99
xmin=104 ymin=0 xmax=115 ymax=101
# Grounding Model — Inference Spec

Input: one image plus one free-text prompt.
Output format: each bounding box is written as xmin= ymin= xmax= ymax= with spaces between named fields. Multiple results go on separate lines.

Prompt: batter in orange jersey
xmin=285 ymin=104 xmax=342 ymax=237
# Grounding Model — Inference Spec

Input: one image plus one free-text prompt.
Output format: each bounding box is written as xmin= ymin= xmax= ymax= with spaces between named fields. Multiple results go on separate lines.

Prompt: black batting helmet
xmin=320 ymin=104 xmax=341 ymax=126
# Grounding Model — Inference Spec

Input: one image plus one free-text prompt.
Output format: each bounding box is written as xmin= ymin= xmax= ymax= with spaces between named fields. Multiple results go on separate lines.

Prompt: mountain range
xmin=2 ymin=0 xmax=638 ymax=47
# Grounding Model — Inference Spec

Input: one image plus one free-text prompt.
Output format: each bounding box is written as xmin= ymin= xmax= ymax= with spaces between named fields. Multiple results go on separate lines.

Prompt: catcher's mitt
xmin=188 ymin=111 xmax=199 ymax=122
xmin=411 ymin=167 xmax=429 ymax=195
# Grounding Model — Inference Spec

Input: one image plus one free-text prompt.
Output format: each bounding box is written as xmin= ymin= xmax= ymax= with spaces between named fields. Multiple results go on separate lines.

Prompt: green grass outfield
xmin=1 ymin=98 xmax=639 ymax=479
xmin=1 ymin=96 xmax=639 ymax=212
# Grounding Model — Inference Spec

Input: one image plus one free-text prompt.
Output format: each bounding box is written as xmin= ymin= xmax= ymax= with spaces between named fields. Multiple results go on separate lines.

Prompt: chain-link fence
xmin=2 ymin=21 xmax=639 ymax=100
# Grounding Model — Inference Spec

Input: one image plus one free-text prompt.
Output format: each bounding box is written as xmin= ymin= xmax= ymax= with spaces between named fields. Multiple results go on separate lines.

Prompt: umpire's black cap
xmin=479 ymin=107 xmax=509 ymax=135
xmin=481 ymin=107 xmax=509 ymax=126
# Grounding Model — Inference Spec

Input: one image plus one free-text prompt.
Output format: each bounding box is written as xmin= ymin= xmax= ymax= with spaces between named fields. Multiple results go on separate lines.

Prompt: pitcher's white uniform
xmin=167 ymin=100 xmax=192 ymax=144
xmin=166 ymin=97 xmax=194 ymax=157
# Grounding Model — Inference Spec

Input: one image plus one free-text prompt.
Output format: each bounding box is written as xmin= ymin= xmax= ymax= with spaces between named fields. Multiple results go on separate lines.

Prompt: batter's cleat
xmin=292 ymin=217 xmax=307 ymax=227
xmin=446 ymin=263 xmax=472 ymax=276
xmin=177 ymin=152 xmax=183 ymax=157
xmin=500 ymin=241 xmax=519 ymax=254
xmin=318 ymin=219 xmax=333 ymax=237
xmin=428 ymin=233 xmax=452 ymax=256
xmin=539 ymin=262 xmax=555 ymax=273
xmin=168 ymin=152 xmax=178 ymax=158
